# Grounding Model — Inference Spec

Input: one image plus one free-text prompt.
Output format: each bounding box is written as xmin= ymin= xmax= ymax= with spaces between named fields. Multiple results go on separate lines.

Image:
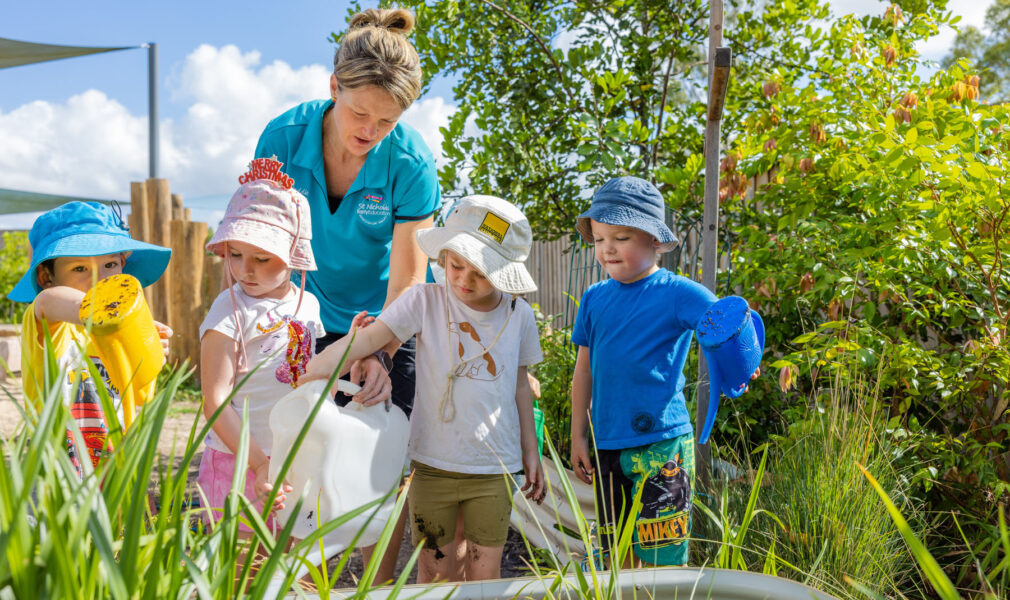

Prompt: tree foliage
xmin=943 ymin=0 xmax=1010 ymax=102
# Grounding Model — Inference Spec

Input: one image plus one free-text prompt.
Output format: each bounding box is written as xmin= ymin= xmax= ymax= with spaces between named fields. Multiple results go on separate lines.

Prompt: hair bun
xmin=348 ymin=7 xmax=414 ymax=36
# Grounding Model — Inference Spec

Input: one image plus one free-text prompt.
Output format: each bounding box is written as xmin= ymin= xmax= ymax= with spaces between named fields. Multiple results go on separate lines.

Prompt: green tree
xmin=943 ymin=0 xmax=1010 ymax=102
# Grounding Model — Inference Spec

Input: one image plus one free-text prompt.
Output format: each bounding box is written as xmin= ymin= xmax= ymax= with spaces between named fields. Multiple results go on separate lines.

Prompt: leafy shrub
xmin=530 ymin=305 xmax=577 ymax=468
xmin=0 ymin=231 xmax=30 ymax=324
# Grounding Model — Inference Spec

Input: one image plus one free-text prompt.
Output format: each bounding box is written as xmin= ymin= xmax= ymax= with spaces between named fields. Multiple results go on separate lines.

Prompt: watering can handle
xmin=752 ymin=310 xmax=765 ymax=348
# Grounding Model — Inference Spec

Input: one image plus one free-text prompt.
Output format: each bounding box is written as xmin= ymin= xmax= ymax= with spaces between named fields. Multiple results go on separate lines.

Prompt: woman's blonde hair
xmin=333 ymin=8 xmax=422 ymax=110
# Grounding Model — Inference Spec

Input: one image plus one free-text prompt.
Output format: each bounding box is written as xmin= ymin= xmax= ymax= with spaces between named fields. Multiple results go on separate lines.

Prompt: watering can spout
xmin=696 ymin=297 xmax=765 ymax=445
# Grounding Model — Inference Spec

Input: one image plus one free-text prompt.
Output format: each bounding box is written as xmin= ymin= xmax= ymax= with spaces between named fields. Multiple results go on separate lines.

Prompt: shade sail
xmin=0 ymin=37 xmax=136 ymax=70
xmin=0 ymin=188 xmax=113 ymax=216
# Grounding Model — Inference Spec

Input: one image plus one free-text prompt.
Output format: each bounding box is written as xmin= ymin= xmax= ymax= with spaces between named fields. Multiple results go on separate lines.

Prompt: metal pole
xmin=697 ymin=0 xmax=730 ymax=492
xmin=147 ymin=42 xmax=159 ymax=179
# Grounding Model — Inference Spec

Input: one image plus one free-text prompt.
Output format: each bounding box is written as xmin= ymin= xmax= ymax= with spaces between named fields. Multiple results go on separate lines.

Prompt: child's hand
xmin=252 ymin=460 xmax=292 ymax=514
xmin=571 ymin=436 xmax=594 ymax=485
xmin=350 ymin=310 xmax=375 ymax=330
xmin=741 ymin=367 xmax=762 ymax=393
xmin=521 ymin=452 xmax=546 ymax=504
xmin=154 ymin=321 xmax=173 ymax=358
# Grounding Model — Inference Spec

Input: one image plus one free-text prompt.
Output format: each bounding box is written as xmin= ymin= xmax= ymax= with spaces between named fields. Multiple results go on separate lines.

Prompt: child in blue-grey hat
xmin=569 ymin=176 xmax=759 ymax=567
xmin=8 ymin=201 xmax=172 ymax=479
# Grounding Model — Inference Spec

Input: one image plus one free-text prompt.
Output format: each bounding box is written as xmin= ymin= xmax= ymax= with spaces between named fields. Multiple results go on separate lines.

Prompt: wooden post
xmin=130 ymin=182 xmax=151 ymax=243
xmin=170 ymin=220 xmax=207 ymax=372
xmin=171 ymin=194 xmax=185 ymax=221
xmin=146 ymin=178 xmax=173 ymax=326
xmin=204 ymin=253 xmax=223 ymax=313
xmin=696 ymin=0 xmax=732 ymax=493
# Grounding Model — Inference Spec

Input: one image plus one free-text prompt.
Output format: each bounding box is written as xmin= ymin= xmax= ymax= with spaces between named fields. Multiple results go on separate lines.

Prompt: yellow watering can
xmin=79 ymin=274 xmax=165 ymax=428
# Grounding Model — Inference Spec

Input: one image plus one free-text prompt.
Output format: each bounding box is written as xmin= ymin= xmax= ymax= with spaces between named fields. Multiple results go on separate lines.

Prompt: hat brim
xmin=417 ymin=228 xmax=537 ymax=295
xmin=576 ymin=205 xmax=678 ymax=253
xmin=207 ymin=219 xmax=316 ymax=271
xmin=7 ymin=232 xmax=171 ymax=303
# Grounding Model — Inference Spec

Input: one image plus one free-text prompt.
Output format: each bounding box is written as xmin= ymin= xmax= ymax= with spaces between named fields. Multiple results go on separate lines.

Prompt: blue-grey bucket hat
xmin=575 ymin=176 xmax=678 ymax=252
xmin=7 ymin=201 xmax=172 ymax=303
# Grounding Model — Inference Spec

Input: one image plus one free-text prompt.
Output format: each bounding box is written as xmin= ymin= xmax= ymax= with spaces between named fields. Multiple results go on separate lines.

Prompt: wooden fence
xmin=128 ymin=178 xmax=221 ymax=379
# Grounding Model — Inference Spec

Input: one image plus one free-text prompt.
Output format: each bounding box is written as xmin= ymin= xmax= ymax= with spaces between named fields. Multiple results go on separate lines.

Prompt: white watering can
xmin=268 ymin=378 xmax=409 ymax=552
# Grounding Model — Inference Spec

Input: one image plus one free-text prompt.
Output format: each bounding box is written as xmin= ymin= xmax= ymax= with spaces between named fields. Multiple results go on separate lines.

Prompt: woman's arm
xmin=570 ymin=346 xmax=594 ymax=484
xmin=347 ymin=216 xmax=433 ymax=402
xmin=384 ymin=217 xmax=433 ymax=312
xmin=201 ymin=330 xmax=288 ymax=509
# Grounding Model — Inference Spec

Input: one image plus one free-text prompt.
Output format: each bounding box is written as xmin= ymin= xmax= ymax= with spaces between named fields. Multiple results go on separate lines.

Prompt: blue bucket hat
xmin=575 ymin=176 xmax=678 ymax=252
xmin=7 ymin=201 xmax=172 ymax=303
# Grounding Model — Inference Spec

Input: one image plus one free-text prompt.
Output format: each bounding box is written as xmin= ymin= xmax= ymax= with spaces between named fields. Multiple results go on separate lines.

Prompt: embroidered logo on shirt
xmin=356 ymin=193 xmax=391 ymax=226
xmin=477 ymin=212 xmax=509 ymax=244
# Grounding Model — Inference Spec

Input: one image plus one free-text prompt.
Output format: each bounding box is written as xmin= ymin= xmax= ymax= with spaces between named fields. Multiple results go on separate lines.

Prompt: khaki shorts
xmin=408 ymin=461 xmax=512 ymax=549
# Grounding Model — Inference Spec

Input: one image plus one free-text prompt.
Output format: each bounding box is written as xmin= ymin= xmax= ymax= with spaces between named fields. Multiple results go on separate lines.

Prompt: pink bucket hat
xmin=207 ymin=166 xmax=315 ymax=270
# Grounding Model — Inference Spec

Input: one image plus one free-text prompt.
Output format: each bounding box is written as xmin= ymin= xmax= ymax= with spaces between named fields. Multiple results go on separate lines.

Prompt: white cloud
xmin=400 ymin=95 xmax=457 ymax=167
xmin=0 ymin=44 xmax=457 ymax=214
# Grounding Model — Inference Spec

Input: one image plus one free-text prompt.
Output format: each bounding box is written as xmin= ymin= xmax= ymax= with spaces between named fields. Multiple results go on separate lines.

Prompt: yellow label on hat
xmin=478 ymin=212 xmax=509 ymax=244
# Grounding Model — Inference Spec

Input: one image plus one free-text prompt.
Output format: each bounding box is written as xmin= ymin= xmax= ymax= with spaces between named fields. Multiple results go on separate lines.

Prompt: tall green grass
xmin=0 ymin=336 xmax=421 ymax=599
xmin=693 ymin=376 xmax=925 ymax=599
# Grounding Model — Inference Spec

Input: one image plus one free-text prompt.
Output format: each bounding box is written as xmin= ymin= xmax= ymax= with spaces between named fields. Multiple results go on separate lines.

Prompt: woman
xmin=254 ymin=7 xmax=439 ymax=580
xmin=255 ymin=7 xmax=439 ymax=413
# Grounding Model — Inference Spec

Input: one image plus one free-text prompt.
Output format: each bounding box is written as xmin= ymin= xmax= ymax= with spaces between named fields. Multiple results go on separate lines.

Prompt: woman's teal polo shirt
xmin=255 ymin=99 xmax=441 ymax=333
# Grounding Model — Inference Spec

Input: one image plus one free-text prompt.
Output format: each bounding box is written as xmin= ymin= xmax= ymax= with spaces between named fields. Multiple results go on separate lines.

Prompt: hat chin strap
xmin=223 ymin=241 xmax=250 ymax=374
xmin=438 ymin=278 xmax=516 ymax=423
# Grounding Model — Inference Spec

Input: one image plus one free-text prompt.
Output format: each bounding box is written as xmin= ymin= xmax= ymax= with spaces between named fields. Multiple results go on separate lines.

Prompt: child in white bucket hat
xmin=302 ymin=194 xmax=545 ymax=583
xmin=196 ymin=158 xmax=334 ymax=539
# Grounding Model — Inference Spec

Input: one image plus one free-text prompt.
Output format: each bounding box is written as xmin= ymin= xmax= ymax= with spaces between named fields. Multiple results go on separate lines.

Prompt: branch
xmin=652 ymin=52 xmax=677 ymax=170
xmin=478 ymin=0 xmax=576 ymax=105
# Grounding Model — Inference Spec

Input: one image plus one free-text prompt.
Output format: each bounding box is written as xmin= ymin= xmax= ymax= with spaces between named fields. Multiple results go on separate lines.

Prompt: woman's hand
xmin=349 ymin=356 xmax=392 ymax=407
xmin=154 ymin=321 xmax=173 ymax=358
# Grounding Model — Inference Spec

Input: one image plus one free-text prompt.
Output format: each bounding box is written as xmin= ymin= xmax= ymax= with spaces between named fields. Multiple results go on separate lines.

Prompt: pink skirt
xmin=196 ymin=448 xmax=278 ymax=534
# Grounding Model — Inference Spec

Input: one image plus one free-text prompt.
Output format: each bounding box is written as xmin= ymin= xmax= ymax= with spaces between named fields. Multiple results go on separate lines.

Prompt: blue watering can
xmin=696 ymin=296 xmax=765 ymax=445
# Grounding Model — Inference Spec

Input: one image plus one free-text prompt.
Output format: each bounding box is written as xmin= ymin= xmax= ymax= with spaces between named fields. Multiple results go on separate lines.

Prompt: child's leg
xmin=452 ymin=511 xmax=467 ymax=580
xmin=458 ymin=473 xmax=512 ymax=581
xmin=408 ymin=462 xmax=462 ymax=583
xmin=594 ymin=448 xmax=636 ymax=568
xmin=620 ymin=434 xmax=694 ymax=567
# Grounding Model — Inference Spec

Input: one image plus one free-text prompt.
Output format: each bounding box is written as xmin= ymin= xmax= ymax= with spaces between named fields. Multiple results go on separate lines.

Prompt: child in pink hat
xmin=196 ymin=158 xmax=341 ymax=538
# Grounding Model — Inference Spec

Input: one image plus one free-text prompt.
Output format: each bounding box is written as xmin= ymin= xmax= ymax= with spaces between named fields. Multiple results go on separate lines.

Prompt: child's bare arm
xmin=34 ymin=286 xmax=85 ymax=326
xmin=570 ymin=346 xmax=594 ymax=484
xmin=201 ymin=330 xmax=290 ymax=511
xmin=301 ymin=313 xmax=397 ymax=391
xmin=516 ymin=366 xmax=545 ymax=503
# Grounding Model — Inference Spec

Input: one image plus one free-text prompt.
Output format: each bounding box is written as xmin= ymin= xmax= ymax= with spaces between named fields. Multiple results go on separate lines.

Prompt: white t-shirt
xmin=379 ymin=283 xmax=542 ymax=474
xmin=200 ymin=284 xmax=325 ymax=455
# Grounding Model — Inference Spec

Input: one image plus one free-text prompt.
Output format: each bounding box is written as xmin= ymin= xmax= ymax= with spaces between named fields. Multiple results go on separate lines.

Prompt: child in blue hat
xmin=568 ymin=176 xmax=759 ymax=567
xmin=8 ymin=201 xmax=172 ymax=478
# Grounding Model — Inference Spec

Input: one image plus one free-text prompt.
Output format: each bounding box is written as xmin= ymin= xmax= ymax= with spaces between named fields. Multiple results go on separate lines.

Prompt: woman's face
xmin=328 ymin=76 xmax=404 ymax=157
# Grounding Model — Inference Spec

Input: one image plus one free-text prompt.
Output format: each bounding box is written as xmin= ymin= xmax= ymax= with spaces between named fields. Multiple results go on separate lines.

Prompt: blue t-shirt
xmin=571 ymin=268 xmax=717 ymax=450
xmin=255 ymin=99 xmax=441 ymax=333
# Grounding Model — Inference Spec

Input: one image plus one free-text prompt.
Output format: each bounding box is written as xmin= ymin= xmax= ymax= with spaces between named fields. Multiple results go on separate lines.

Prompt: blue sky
xmin=0 ymin=0 xmax=994 ymax=228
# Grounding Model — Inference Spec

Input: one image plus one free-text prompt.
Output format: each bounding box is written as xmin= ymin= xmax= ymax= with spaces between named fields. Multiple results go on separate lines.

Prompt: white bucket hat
xmin=416 ymin=195 xmax=536 ymax=295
